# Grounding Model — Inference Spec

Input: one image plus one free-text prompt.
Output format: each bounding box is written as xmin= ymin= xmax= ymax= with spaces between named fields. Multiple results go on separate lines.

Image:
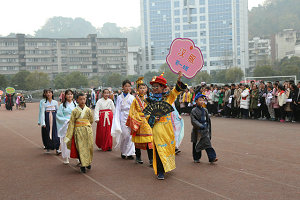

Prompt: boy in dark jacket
xmin=190 ymin=93 xmax=218 ymax=163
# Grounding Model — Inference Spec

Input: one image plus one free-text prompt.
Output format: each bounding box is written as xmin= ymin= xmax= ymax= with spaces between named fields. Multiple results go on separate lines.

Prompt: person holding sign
xmin=145 ymin=71 xmax=187 ymax=180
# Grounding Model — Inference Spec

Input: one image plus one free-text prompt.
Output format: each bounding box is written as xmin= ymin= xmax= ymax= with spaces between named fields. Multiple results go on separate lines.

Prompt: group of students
xmin=177 ymin=80 xmax=300 ymax=123
xmin=38 ymin=71 xmax=218 ymax=180
xmin=1 ymin=93 xmax=27 ymax=111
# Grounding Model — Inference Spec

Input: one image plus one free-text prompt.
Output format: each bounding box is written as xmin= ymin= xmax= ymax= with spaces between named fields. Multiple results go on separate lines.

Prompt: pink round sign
xmin=166 ymin=38 xmax=204 ymax=79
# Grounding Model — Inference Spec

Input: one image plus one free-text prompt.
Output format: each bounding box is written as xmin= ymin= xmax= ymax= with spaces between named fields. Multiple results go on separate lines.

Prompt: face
xmin=241 ymin=85 xmax=245 ymax=90
xmin=46 ymin=91 xmax=53 ymax=100
xmin=152 ymin=83 xmax=164 ymax=94
xmin=103 ymin=90 xmax=110 ymax=99
xmin=196 ymin=97 xmax=205 ymax=107
xmin=77 ymin=96 xmax=86 ymax=106
xmin=298 ymin=83 xmax=300 ymax=88
xmin=66 ymin=91 xmax=73 ymax=102
xmin=123 ymin=83 xmax=131 ymax=93
xmin=253 ymin=85 xmax=257 ymax=90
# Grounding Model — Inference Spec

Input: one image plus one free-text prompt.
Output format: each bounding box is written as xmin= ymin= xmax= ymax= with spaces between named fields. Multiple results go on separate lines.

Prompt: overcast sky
xmin=0 ymin=0 xmax=265 ymax=36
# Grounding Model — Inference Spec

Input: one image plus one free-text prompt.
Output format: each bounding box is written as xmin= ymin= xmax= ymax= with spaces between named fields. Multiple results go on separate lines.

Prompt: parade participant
xmin=146 ymin=71 xmax=187 ymax=180
xmin=164 ymin=86 xmax=184 ymax=155
xmin=56 ymin=90 xmax=76 ymax=164
xmin=16 ymin=94 xmax=21 ymax=110
xmin=5 ymin=93 xmax=14 ymax=111
xmin=94 ymin=89 xmax=115 ymax=151
xmin=111 ymin=80 xmax=135 ymax=159
xmin=41 ymin=89 xmax=60 ymax=154
xmin=191 ymin=93 xmax=218 ymax=163
xmin=38 ymin=90 xmax=47 ymax=149
xmin=64 ymin=93 xmax=94 ymax=173
xmin=126 ymin=77 xmax=153 ymax=165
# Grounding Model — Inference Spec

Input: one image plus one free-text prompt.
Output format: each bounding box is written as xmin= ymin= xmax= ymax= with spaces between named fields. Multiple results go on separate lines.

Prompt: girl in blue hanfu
xmin=147 ymin=71 xmax=187 ymax=180
xmin=111 ymin=80 xmax=135 ymax=160
xmin=38 ymin=89 xmax=47 ymax=150
xmin=164 ymin=86 xmax=185 ymax=155
xmin=41 ymin=89 xmax=60 ymax=154
xmin=56 ymin=89 xmax=77 ymax=164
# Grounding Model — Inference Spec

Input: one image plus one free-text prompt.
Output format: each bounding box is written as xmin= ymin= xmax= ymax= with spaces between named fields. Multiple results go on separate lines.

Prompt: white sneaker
xmin=63 ymin=158 xmax=69 ymax=165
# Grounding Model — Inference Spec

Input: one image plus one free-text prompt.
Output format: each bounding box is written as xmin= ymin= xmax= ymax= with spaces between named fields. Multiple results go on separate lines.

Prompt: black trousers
xmin=41 ymin=127 xmax=48 ymax=147
xmin=135 ymin=144 xmax=153 ymax=161
xmin=192 ymin=143 xmax=216 ymax=162
xmin=155 ymin=148 xmax=165 ymax=174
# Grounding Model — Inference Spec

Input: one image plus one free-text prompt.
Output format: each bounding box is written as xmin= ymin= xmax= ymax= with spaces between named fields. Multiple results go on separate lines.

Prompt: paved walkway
xmin=0 ymin=103 xmax=299 ymax=200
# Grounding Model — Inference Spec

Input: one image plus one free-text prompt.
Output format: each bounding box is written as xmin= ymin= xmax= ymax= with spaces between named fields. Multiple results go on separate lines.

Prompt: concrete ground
xmin=0 ymin=103 xmax=299 ymax=200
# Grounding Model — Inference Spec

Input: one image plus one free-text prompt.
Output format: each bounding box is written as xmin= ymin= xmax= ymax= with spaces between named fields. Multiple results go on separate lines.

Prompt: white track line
xmin=1 ymin=124 xmax=127 ymax=200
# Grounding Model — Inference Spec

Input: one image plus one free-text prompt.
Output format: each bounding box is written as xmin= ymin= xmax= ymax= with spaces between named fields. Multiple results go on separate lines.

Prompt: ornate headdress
xmin=150 ymin=72 xmax=167 ymax=88
xmin=136 ymin=77 xmax=145 ymax=89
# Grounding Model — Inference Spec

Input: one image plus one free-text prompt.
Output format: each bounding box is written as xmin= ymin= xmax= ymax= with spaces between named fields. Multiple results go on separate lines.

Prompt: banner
xmin=166 ymin=38 xmax=204 ymax=79
xmin=5 ymin=87 xmax=15 ymax=94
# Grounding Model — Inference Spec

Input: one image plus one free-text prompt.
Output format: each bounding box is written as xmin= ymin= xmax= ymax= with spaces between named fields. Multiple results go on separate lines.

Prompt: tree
xmin=194 ymin=71 xmax=212 ymax=85
xmin=159 ymin=63 xmax=178 ymax=86
xmin=106 ymin=73 xmax=123 ymax=88
xmin=26 ymin=71 xmax=50 ymax=90
xmin=0 ymin=74 xmax=8 ymax=90
xmin=211 ymin=70 xmax=227 ymax=83
xmin=249 ymin=0 xmax=300 ymax=38
xmin=88 ymin=76 xmax=102 ymax=88
xmin=35 ymin=17 xmax=97 ymax=38
xmin=98 ymin=23 xmax=122 ymax=38
xmin=253 ymin=65 xmax=276 ymax=77
xmin=65 ymin=72 xmax=88 ymax=88
xmin=225 ymin=67 xmax=244 ymax=83
xmin=121 ymin=26 xmax=142 ymax=47
xmin=53 ymin=73 xmax=67 ymax=89
xmin=144 ymin=71 xmax=159 ymax=84
xmin=11 ymin=71 xmax=31 ymax=90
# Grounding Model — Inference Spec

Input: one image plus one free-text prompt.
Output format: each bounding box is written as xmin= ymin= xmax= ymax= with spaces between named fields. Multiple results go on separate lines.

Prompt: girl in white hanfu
xmin=56 ymin=90 xmax=76 ymax=164
xmin=111 ymin=80 xmax=135 ymax=159
xmin=94 ymin=89 xmax=115 ymax=151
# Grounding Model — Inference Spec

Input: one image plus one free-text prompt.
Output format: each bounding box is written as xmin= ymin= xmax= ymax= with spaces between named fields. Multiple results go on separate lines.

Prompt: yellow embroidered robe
xmin=65 ymin=106 xmax=94 ymax=167
xmin=151 ymin=87 xmax=182 ymax=175
xmin=126 ymin=95 xmax=153 ymax=149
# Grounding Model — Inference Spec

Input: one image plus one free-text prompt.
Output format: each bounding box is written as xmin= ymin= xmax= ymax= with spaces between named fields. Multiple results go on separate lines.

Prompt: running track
xmin=0 ymin=103 xmax=299 ymax=200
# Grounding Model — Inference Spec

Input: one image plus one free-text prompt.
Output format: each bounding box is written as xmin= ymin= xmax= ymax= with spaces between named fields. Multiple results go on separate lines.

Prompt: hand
xmin=177 ymin=71 xmax=183 ymax=82
xmin=155 ymin=116 xmax=160 ymax=122
xmin=95 ymin=120 xmax=99 ymax=123
xmin=42 ymin=125 xmax=46 ymax=128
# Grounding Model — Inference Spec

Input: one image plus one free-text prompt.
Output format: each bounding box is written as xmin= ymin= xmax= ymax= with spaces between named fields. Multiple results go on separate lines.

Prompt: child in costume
xmin=65 ymin=93 xmax=94 ymax=173
xmin=94 ymin=89 xmax=115 ymax=151
xmin=146 ymin=71 xmax=187 ymax=180
xmin=40 ymin=89 xmax=60 ymax=154
xmin=111 ymin=80 xmax=135 ymax=159
xmin=126 ymin=77 xmax=153 ymax=165
xmin=190 ymin=93 xmax=218 ymax=163
xmin=56 ymin=89 xmax=77 ymax=164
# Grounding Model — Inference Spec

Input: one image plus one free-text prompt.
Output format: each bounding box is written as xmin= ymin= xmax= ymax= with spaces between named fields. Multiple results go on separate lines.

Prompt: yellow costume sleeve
xmin=87 ymin=108 xmax=94 ymax=125
xmin=65 ymin=110 xmax=76 ymax=149
xmin=126 ymin=99 xmax=142 ymax=132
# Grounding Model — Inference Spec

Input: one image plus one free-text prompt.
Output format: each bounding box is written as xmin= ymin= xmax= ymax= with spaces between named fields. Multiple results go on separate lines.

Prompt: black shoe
xmin=107 ymin=149 xmax=112 ymax=151
xmin=157 ymin=172 xmax=165 ymax=180
xmin=80 ymin=167 xmax=86 ymax=173
xmin=121 ymin=154 xmax=126 ymax=159
xmin=86 ymin=165 xmax=91 ymax=170
xmin=136 ymin=157 xmax=143 ymax=164
xmin=149 ymin=159 xmax=153 ymax=167
xmin=127 ymin=155 xmax=134 ymax=160
xmin=175 ymin=148 xmax=181 ymax=155
xmin=209 ymin=158 xmax=218 ymax=163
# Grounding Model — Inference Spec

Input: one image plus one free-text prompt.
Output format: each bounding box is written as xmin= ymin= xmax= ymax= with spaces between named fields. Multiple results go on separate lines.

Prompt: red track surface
xmin=0 ymin=103 xmax=299 ymax=200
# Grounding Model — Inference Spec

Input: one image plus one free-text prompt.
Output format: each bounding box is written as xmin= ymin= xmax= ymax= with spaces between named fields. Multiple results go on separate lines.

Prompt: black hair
xmin=102 ymin=88 xmax=109 ymax=94
xmin=42 ymin=89 xmax=47 ymax=98
xmin=267 ymin=85 xmax=273 ymax=90
xmin=122 ymin=80 xmax=131 ymax=87
xmin=44 ymin=89 xmax=54 ymax=102
xmin=278 ymin=84 xmax=285 ymax=91
xmin=63 ymin=89 xmax=75 ymax=108
xmin=76 ymin=93 xmax=86 ymax=100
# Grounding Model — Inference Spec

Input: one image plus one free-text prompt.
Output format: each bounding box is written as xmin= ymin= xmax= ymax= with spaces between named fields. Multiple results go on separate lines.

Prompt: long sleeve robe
xmin=65 ymin=106 xmax=94 ymax=167
xmin=111 ymin=93 xmax=135 ymax=156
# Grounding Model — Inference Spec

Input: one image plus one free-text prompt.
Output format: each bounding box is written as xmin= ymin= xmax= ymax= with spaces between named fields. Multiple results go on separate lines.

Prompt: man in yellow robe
xmin=65 ymin=93 xmax=94 ymax=173
xmin=126 ymin=77 xmax=153 ymax=165
xmin=146 ymin=71 xmax=187 ymax=180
